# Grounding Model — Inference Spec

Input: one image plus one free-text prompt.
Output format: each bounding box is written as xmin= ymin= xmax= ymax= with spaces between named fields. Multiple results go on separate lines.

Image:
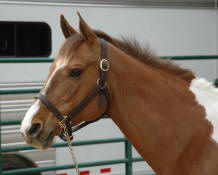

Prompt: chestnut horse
xmin=20 ymin=13 xmax=218 ymax=175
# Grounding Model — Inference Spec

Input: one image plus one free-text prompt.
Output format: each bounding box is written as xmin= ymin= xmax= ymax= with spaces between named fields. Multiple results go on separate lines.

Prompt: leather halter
xmin=35 ymin=38 xmax=110 ymax=141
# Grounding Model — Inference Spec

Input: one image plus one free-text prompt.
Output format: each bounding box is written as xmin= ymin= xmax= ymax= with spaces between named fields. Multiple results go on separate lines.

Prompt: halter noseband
xmin=35 ymin=38 xmax=110 ymax=141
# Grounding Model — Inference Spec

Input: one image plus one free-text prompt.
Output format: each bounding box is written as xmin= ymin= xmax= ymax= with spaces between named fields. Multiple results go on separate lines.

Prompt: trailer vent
xmin=0 ymin=22 xmax=51 ymax=57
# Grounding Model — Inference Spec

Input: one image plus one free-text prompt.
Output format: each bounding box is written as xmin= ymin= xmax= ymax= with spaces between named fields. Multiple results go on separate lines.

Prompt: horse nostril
xmin=28 ymin=123 xmax=42 ymax=138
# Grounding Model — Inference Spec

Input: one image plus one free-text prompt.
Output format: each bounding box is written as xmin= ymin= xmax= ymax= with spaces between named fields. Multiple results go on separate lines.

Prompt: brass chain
xmin=59 ymin=118 xmax=80 ymax=175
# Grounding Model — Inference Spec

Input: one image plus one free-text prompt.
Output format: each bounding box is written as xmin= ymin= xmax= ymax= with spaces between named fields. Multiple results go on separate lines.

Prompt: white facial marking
xmin=190 ymin=78 xmax=218 ymax=143
xmin=20 ymin=60 xmax=65 ymax=137
xmin=20 ymin=99 xmax=40 ymax=137
xmin=42 ymin=60 xmax=66 ymax=95
xmin=42 ymin=68 xmax=58 ymax=95
xmin=56 ymin=58 xmax=68 ymax=68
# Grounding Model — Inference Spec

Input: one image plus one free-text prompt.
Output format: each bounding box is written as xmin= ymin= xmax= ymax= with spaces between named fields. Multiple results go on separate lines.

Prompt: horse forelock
xmin=56 ymin=34 xmax=84 ymax=66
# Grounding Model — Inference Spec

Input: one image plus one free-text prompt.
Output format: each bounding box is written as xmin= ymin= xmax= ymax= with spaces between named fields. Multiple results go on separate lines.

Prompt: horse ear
xmin=60 ymin=14 xmax=77 ymax=39
xmin=77 ymin=12 xmax=97 ymax=43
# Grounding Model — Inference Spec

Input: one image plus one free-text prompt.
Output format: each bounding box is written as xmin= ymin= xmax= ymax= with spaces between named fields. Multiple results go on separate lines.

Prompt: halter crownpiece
xmin=35 ymin=38 xmax=110 ymax=141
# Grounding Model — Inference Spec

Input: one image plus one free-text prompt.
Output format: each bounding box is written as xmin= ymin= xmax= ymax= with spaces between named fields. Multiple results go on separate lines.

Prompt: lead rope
xmin=59 ymin=117 xmax=80 ymax=175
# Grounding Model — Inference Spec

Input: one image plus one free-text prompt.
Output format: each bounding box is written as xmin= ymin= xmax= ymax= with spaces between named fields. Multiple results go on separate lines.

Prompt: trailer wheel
xmin=2 ymin=153 xmax=42 ymax=175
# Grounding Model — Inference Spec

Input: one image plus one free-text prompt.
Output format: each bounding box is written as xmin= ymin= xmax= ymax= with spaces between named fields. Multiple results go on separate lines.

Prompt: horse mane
xmin=94 ymin=30 xmax=195 ymax=83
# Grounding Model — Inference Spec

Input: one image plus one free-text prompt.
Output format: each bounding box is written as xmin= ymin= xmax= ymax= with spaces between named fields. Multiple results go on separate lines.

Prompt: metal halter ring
xmin=100 ymin=59 xmax=109 ymax=72
xmin=97 ymin=79 xmax=107 ymax=90
xmin=59 ymin=116 xmax=68 ymax=125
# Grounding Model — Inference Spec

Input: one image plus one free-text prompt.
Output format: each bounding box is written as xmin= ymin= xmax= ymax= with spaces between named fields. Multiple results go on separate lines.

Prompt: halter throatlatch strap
xmin=35 ymin=38 xmax=110 ymax=142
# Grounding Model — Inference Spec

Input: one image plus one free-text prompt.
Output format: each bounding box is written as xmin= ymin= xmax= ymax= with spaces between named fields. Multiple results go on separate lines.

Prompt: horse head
xmin=20 ymin=13 xmax=109 ymax=149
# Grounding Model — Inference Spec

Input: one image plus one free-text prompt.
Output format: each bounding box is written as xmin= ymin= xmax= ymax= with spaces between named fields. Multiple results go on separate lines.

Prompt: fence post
xmin=125 ymin=140 xmax=132 ymax=175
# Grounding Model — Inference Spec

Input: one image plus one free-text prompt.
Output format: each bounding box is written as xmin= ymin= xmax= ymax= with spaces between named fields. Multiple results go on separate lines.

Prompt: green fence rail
xmin=0 ymin=55 xmax=218 ymax=63
xmin=1 ymin=138 xmax=126 ymax=152
xmin=0 ymin=57 xmax=54 ymax=63
xmin=1 ymin=55 xmax=218 ymax=175
xmin=163 ymin=55 xmax=218 ymax=60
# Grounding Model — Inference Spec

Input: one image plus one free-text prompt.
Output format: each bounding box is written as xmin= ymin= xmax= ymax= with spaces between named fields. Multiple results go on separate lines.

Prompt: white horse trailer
xmin=1 ymin=1 xmax=218 ymax=175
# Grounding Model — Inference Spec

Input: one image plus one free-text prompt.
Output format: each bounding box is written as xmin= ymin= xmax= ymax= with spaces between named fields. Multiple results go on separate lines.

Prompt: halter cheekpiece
xmin=35 ymin=38 xmax=110 ymax=141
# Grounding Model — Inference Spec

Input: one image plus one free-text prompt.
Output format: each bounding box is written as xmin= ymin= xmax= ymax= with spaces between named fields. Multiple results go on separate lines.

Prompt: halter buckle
xmin=100 ymin=59 xmax=109 ymax=72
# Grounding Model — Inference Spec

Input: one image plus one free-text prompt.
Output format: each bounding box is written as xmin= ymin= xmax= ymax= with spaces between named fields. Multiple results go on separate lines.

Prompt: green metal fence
xmin=0 ymin=88 xmax=145 ymax=175
xmin=1 ymin=55 xmax=218 ymax=175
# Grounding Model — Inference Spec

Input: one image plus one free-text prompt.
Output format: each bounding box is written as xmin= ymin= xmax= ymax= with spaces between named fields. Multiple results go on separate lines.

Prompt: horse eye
xmin=70 ymin=68 xmax=83 ymax=77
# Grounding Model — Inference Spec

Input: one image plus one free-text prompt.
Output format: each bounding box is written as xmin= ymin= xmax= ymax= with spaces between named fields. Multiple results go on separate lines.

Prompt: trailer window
xmin=0 ymin=22 xmax=51 ymax=57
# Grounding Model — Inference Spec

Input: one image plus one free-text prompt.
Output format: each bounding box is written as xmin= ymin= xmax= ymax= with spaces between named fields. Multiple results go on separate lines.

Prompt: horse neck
xmin=106 ymin=43 xmax=213 ymax=174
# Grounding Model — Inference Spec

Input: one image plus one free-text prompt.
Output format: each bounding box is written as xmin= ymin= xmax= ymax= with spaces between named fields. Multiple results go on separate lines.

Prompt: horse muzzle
xmin=21 ymin=122 xmax=54 ymax=149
